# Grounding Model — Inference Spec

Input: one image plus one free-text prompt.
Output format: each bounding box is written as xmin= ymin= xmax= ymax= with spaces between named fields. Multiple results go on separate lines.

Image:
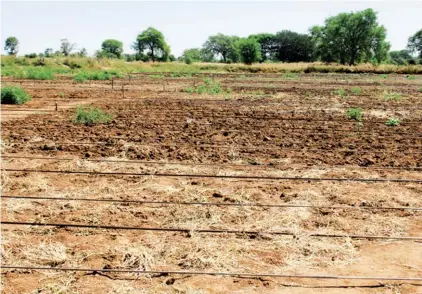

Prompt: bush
xmin=182 ymin=78 xmax=224 ymax=95
xmin=1 ymin=86 xmax=32 ymax=104
xmin=26 ymin=68 xmax=55 ymax=80
xmin=72 ymin=106 xmax=113 ymax=126
xmin=385 ymin=118 xmax=400 ymax=126
xmin=346 ymin=108 xmax=363 ymax=121
xmin=383 ymin=91 xmax=402 ymax=101
xmin=351 ymin=87 xmax=362 ymax=95
xmin=333 ymin=88 xmax=347 ymax=98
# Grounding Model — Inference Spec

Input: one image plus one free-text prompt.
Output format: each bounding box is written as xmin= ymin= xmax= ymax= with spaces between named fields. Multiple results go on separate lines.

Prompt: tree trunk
xmin=151 ymin=46 xmax=155 ymax=62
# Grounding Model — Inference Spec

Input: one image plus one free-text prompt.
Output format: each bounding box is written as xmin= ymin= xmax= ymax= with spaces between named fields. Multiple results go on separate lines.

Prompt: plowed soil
xmin=1 ymin=73 xmax=422 ymax=293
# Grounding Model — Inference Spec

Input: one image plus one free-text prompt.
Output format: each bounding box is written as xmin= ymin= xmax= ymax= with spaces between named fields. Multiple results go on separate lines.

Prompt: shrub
xmin=26 ymin=68 xmax=55 ymax=80
xmin=385 ymin=118 xmax=400 ymax=126
xmin=73 ymin=72 xmax=88 ymax=83
xmin=1 ymin=86 xmax=32 ymax=104
xmin=333 ymin=88 xmax=348 ymax=98
xmin=346 ymin=108 xmax=363 ymax=121
xmin=351 ymin=87 xmax=362 ymax=95
xmin=183 ymin=78 xmax=224 ymax=95
xmin=72 ymin=106 xmax=113 ymax=126
xmin=383 ymin=91 xmax=402 ymax=101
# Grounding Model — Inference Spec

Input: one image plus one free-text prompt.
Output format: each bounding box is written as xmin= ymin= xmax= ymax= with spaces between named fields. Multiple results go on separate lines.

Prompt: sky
xmin=1 ymin=1 xmax=421 ymax=57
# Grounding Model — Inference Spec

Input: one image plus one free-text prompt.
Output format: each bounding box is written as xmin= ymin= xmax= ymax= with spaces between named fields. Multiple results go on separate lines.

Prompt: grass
xmin=72 ymin=106 xmax=114 ymax=126
xmin=333 ymin=88 xmax=347 ymax=98
xmin=59 ymin=91 xmax=65 ymax=98
xmin=282 ymin=73 xmax=299 ymax=80
xmin=1 ymin=86 xmax=32 ymax=104
xmin=419 ymin=87 xmax=422 ymax=93
xmin=73 ymin=70 xmax=124 ymax=83
xmin=385 ymin=118 xmax=400 ymax=126
xmin=350 ymin=87 xmax=362 ymax=95
xmin=383 ymin=91 xmax=402 ymax=101
xmin=379 ymin=74 xmax=388 ymax=79
xmin=346 ymin=108 xmax=363 ymax=121
xmin=407 ymin=75 xmax=416 ymax=80
xmin=149 ymin=74 xmax=165 ymax=79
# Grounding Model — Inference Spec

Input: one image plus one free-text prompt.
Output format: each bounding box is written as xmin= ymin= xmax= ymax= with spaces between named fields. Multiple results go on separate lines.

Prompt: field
xmin=1 ymin=71 xmax=422 ymax=293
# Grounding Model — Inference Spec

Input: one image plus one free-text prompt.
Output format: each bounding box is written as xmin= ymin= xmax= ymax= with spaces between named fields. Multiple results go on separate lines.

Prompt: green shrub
xmin=26 ymin=68 xmax=55 ymax=80
xmin=346 ymin=108 xmax=363 ymax=121
xmin=72 ymin=106 xmax=113 ymax=126
xmin=385 ymin=118 xmax=400 ymax=126
xmin=333 ymin=88 xmax=348 ymax=98
xmin=73 ymin=72 xmax=88 ymax=83
xmin=350 ymin=87 xmax=362 ymax=95
xmin=384 ymin=91 xmax=402 ymax=101
xmin=1 ymin=86 xmax=32 ymax=104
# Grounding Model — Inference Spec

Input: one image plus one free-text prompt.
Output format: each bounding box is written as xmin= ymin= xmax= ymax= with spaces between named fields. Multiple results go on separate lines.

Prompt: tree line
xmin=4 ymin=8 xmax=422 ymax=66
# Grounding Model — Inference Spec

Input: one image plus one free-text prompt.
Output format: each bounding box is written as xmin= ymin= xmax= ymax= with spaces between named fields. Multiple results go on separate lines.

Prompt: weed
xmin=59 ymin=92 xmax=65 ymax=98
xmin=385 ymin=118 xmax=400 ymax=126
xmin=333 ymin=88 xmax=348 ymax=98
xmin=1 ymin=86 xmax=32 ymax=104
xmin=379 ymin=74 xmax=388 ymax=79
xmin=282 ymin=73 xmax=299 ymax=80
xmin=346 ymin=108 xmax=363 ymax=121
xmin=350 ymin=87 xmax=362 ymax=95
xmin=149 ymin=74 xmax=165 ymax=79
xmin=72 ymin=106 xmax=113 ymax=126
xmin=183 ymin=78 xmax=225 ymax=95
xmin=407 ymin=75 xmax=416 ymax=80
xmin=419 ymin=87 xmax=422 ymax=93
xmin=73 ymin=72 xmax=88 ymax=83
xmin=26 ymin=68 xmax=55 ymax=80
xmin=383 ymin=91 xmax=402 ymax=101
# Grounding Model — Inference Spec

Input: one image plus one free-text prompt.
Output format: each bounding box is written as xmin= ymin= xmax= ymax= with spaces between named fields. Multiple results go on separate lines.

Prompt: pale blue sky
xmin=1 ymin=1 xmax=421 ymax=57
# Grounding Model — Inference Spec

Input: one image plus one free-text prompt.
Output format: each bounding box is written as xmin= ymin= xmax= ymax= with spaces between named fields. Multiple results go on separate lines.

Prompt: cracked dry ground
xmin=1 ymin=74 xmax=422 ymax=293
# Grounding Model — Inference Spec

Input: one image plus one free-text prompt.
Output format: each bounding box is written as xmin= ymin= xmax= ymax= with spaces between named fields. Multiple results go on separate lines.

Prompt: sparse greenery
xmin=1 ymin=86 xmax=32 ymax=104
xmin=407 ymin=75 xmax=416 ymax=80
xmin=333 ymin=88 xmax=348 ymax=98
xmin=73 ymin=70 xmax=123 ymax=83
xmin=351 ymin=87 xmax=362 ymax=95
xmin=346 ymin=108 xmax=363 ymax=121
xmin=385 ymin=118 xmax=400 ymax=126
xmin=383 ymin=91 xmax=402 ymax=101
xmin=282 ymin=73 xmax=299 ymax=80
xmin=380 ymin=74 xmax=388 ymax=79
xmin=149 ymin=74 xmax=165 ymax=79
xmin=183 ymin=77 xmax=225 ymax=94
xmin=419 ymin=86 xmax=422 ymax=93
xmin=59 ymin=92 xmax=65 ymax=98
xmin=72 ymin=106 xmax=113 ymax=125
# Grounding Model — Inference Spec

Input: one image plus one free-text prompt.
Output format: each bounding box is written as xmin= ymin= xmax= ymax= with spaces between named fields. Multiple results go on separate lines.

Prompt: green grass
xmin=282 ymin=73 xmax=299 ymax=80
xmin=385 ymin=118 xmax=400 ymax=126
xmin=407 ymin=75 xmax=416 ymax=80
xmin=59 ymin=92 xmax=65 ymax=98
xmin=383 ymin=91 xmax=402 ymax=101
xmin=379 ymin=74 xmax=388 ymax=79
xmin=1 ymin=86 xmax=32 ymax=104
xmin=170 ymin=72 xmax=192 ymax=78
xmin=333 ymin=88 xmax=348 ymax=98
xmin=419 ymin=87 xmax=422 ymax=93
xmin=346 ymin=108 xmax=363 ymax=121
xmin=149 ymin=74 xmax=165 ymax=79
xmin=72 ymin=106 xmax=114 ymax=126
xmin=73 ymin=70 xmax=123 ymax=83
xmin=350 ymin=87 xmax=362 ymax=95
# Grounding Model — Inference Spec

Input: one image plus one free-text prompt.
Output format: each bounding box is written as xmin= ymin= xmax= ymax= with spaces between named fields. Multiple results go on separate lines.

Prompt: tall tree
xmin=182 ymin=48 xmax=201 ymax=64
xmin=203 ymin=34 xmax=240 ymax=63
xmin=407 ymin=29 xmax=422 ymax=58
xmin=248 ymin=33 xmax=277 ymax=62
xmin=4 ymin=36 xmax=19 ymax=55
xmin=237 ymin=38 xmax=261 ymax=65
xmin=273 ymin=30 xmax=315 ymax=62
xmin=44 ymin=48 xmax=53 ymax=57
xmin=101 ymin=39 xmax=123 ymax=58
xmin=60 ymin=39 xmax=75 ymax=56
xmin=133 ymin=27 xmax=170 ymax=62
xmin=389 ymin=50 xmax=414 ymax=65
xmin=311 ymin=9 xmax=389 ymax=65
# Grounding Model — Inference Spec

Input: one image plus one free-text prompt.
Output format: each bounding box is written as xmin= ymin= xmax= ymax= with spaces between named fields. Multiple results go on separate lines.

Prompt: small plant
xmin=346 ymin=108 xmax=363 ymax=122
xmin=149 ymin=74 xmax=165 ymax=79
xmin=407 ymin=75 xmax=416 ymax=80
xmin=385 ymin=118 xmax=400 ymax=126
xmin=350 ymin=87 xmax=362 ymax=95
xmin=379 ymin=74 xmax=388 ymax=79
xmin=72 ymin=106 xmax=113 ymax=126
xmin=183 ymin=78 xmax=224 ymax=95
xmin=73 ymin=72 xmax=88 ymax=83
xmin=1 ymin=86 xmax=32 ymax=104
xmin=59 ymin=92 xmax=65 ymax=98
xmin=384 ymin=91 xmax=402 ymax=101
xmin=183 ymin=87 xmax=195 ymax=93
xmin=26 ymin=68 xmax=55 ymax=80
xmin=333 ymin=88 xmax=348 ymax=98
xmin=282 ymin=73 xmax=299 ymax=80
xmin=419 ymin=87 xmax=422 ymax=93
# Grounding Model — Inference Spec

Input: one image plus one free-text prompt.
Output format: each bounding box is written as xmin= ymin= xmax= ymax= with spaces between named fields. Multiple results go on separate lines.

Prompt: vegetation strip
xmin=2 ymin=195 xmax=421 ymax=211
xmin=3 ymin=155 xmax=422 ymax=171
xmin=4 ymin=168 xmax=422 ymax=183
xmin=1 ymin=265 xmax=422 ymax=281
xmin=2 ymin=221 xmax=422 ymax=241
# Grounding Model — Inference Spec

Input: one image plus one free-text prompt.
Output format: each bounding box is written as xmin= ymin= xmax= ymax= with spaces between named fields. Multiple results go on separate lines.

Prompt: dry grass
xmin=22 ymin=241 xmax=68 ymax=267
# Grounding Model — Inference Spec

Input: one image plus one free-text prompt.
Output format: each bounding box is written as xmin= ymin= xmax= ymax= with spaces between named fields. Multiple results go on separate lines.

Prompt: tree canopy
xmin=274 ymin=30 xmax=315 ymax=62
xmin=310 ymin=9 xmax=389 ymax=65
xmin=60 ymin=39 xmax=75 ymax=56
xmin=407 ymin=29 xmax=422 ymax=58
xmin=100 ymin=39 xmax=123 ymax=58
xmin=133 ymin=27 xmax=170 ymax=62
xmin=203 ymin=34 xmax=240 ymax=63
xmin=4 ymin=37 xmax=19 ymax=55
xmin=237 ymin=38 xmax=261 ymax=65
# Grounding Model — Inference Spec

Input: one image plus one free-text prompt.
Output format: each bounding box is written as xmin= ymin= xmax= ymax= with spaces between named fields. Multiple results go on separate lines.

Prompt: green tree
xmin=78 ymin=48 xmax=88 ymax=57
xmin=203 ymin=34 xmax=240 ymax=63
xmin=249 ymin=33 xmax=277 ymax=62
xmin=237 ymin=38 xmax=261 ymax=64
xmin=60 ymin=38 xmax=75 ymax=56
xmin=389 ymin=50 xmax=414 ymax=65
xmin=44 ymin=48 xmax=53 ymax=57
xmin=182 ymin=48 xmax=201 ymax=64
xmin=200 ymin=48 xmax=215 ymax=62
xmin=101 ymin=39 xmax=123 ymax=58
xmin=133 ymin=27 xmax=170 ymax=62
xmin=273 ymin=30 xmax=315 ymax=62
xmin=311 ymin=9 xmax=389 ymax=65
xmin=407 ymin=29 xmax=422 ymax=58
xmin=4 ymin=36 xmax=19 ymax=55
